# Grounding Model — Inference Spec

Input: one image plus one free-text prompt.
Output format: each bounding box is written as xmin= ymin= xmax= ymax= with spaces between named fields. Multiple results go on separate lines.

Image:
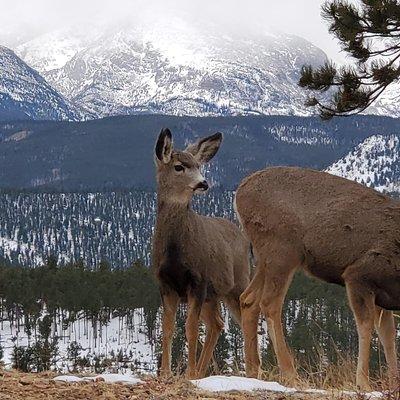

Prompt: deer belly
xmin=158 ymin=261 xmax=216 ymax=302
xmin=374 ymin=277 xmax=400 ymax=311
xmin=157 ymin=242 xmax=218 ymax=301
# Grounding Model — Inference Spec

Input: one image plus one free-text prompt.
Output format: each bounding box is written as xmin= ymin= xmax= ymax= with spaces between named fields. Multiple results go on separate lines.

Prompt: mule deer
xmin=153 ymin=128 xmax=250 ymax=379
xmin=235 ymin=167 xmax=399 ymax=390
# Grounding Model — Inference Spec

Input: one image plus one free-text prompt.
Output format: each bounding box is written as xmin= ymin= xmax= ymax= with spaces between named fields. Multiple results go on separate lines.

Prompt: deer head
xmin=155 ymin=128 xmax=222 ymax=204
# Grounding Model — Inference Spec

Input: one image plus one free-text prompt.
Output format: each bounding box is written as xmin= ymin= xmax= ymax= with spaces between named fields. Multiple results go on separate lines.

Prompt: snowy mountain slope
xmin=0 ymin=46 xmax=81 ymax=121
xmin=0 ymin=307 xmax=156 ymax=373
xmin=326 ymin=134 xmax=400 ymax=193
xmin=16 ymin=26 xmax=103 ymax=73
xmin=15 ymin=21 xmax=328 ymax=118
xmin=366 ymin=83 xmax=400 ymax=118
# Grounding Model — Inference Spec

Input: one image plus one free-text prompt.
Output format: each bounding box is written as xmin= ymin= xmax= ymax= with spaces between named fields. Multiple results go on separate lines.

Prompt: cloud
xmin=0 ymin=0 xmax=346 ymax=61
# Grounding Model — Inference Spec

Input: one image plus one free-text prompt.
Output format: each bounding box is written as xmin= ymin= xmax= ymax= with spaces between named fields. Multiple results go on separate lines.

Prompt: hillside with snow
xmin=3 ymin=115 xmax=398 ymax=191
xmin=326 ymin=135 xmax=400 ymax=193
xmin=0 ymin=46 xmax=81 ymax=121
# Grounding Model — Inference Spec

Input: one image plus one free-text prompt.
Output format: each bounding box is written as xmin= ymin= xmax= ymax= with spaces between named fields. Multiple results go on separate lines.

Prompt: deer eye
xmin=174 ymin=165 xmax=184 ymax=172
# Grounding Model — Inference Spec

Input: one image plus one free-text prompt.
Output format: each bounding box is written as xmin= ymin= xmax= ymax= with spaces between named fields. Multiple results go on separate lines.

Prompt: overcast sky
xmin=0 ymin=0 xmax=349 ymax=62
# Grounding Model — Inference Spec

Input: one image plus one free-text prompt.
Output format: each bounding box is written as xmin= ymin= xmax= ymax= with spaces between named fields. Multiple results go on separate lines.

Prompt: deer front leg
xmin=160 ymin=291 xmax=179 ymax=377
xmin=374 ymin=307 xmax=399 ymax=389
xmin=261 ymin=293 xmax=297 ymax=383
xmin=197 ymin=300 xmax=224 ymax=378
xmin=257 ymin=248 xmax=298 ymax=385
xmin=186 ymin=292 xmax=202 ymax=379
xmin=345 ymin=279 xmax=375 ymax=391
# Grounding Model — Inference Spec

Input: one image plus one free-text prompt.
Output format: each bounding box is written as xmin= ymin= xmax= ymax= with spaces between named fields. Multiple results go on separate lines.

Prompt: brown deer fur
xmin=152 ymin=128 xmax=250 ymax=379
xmin=235 ymin=166 xmax=399 ymax=390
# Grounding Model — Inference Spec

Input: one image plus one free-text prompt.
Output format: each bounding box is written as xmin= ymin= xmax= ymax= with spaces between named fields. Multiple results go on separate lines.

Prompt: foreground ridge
xmin=0 ymin=370 xmax=391 ymax=400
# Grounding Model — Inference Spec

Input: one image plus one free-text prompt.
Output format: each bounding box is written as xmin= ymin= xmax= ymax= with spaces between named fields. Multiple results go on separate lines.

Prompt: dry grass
xmin=0 ymin=369 xmax=360 ymax=400
xmin=260 ymin=350 xmax=399 ymax=393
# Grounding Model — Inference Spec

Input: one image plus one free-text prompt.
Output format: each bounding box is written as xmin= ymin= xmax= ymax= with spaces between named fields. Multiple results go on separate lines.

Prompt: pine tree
xmin=299 ymin=0 xmax=400 ymax=119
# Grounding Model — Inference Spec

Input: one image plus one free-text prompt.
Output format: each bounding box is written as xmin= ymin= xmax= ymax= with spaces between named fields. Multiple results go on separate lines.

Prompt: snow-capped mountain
xmin=326 ymin=134 xmax=400 ymax=193
xmin=14 ymin=20 xmax=328 ymax=118
xmin=0 ymin=45 xmax=80 ymax=121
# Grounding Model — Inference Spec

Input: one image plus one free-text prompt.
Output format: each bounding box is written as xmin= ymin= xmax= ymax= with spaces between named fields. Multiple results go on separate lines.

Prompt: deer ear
xmin=155 ymin=128 xmax=173 ymax=163
xmin=186 ymin=132 xmax=222 ymax=164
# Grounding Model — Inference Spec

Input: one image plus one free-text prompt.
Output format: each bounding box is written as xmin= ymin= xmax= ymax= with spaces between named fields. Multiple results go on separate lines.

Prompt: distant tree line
xmin=0 ymin=256 xmax=160 ymax=323
xmin=0 ymin=256 xmax=397 ymax=379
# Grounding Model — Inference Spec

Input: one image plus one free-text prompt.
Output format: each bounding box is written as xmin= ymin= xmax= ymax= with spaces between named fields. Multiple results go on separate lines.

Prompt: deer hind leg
xmin=259 ymin=264 xmax=297 ymax=385
xmin=197 ymin=300 xmax=224 ymax=378
xmin=186 ymin=292 xmax=203 ymax=379
xmin=374 ymin=307 xmax=399 ymax=389
xmin=160 ymin=291 xmax=180 ymax=377
xmin=345 ymin=279 xmax=375 ymax=391
xmin=240 ymin=271 xmax=263 ymax=378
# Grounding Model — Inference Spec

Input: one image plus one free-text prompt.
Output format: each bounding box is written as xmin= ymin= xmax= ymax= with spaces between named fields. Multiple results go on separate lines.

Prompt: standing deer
xmin=152 ymin=128 xmax=250 ymax=379
xmin=235 ymin=166 xmax=399 ymax=390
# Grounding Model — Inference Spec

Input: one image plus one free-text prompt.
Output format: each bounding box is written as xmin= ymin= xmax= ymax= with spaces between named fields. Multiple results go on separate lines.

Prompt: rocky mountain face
xmin=14 ymin=21 xmax=328 ymax=118
xmin=0 ymin=45 xmax=80 ymax=121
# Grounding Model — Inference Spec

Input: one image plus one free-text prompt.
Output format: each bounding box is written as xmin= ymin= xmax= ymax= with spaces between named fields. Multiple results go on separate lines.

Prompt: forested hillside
xmin=1 ymin=115 xmax=399 ymax=191
xmin=0 ymin=189 xmax=398 ymax=377
xmin=0 ymin=191 xmax=236 ymax=267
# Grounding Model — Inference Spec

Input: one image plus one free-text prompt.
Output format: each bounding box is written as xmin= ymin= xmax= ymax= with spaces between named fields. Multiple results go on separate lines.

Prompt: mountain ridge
xmin=2 ymin=20 xmax=399 ymax=120
xmin=0 ymin=45 xmax=82 ymax=121
xmin=0 ymin=114 xmax=399 ymax=192
xmin=14 ymin=23 xmax=328 ymax=118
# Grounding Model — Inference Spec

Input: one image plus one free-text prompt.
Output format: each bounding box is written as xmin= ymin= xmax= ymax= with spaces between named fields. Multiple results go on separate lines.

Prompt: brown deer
xmin=235 ymin=166 xmax=399 ymax=390
xmin=152 ymin=128 xmax=251 ymax=379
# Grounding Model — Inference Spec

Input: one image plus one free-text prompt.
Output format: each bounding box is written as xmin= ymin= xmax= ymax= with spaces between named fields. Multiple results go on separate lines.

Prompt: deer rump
xmin=236 ymin=166 xmax=400 ymax=311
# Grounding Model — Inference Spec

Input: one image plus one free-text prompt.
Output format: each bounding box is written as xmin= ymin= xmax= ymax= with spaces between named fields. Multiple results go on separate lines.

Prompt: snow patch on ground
xmin=54 ymin=373 xmax=143 ymax=385
xmin=94 ymin=374 xmax=143 ymax=384
xmin=54 ymin=375 xmax=83 ymax=383
xmin=191 ymin=376 xmax=295 ymax=393
xmin=191 ymin=376 xmax=384 ymax=398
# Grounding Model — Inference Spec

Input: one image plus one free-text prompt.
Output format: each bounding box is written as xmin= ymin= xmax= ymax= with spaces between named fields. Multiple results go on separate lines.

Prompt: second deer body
xmin=235 ymin=166 xmax=399 ymax=390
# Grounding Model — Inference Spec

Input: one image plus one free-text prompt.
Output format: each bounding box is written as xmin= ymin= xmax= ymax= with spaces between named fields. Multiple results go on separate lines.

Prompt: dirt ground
xmin=0 ymin=370 xmax=393 ymax=400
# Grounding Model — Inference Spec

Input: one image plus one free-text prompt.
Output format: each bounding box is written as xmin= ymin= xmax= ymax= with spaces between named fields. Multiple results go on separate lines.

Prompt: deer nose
xmin=198 ymin=180 xmax=209 ymax=191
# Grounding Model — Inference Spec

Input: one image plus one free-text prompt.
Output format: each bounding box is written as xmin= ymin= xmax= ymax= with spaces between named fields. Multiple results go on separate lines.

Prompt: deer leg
xmin=240 ymin=272 xmax=263 ymax=378
xmin=186 ymin=292 xmax=202 ymax=379
xmin=345 ymin=280 xmax=375 ymax=391
xmin=197 ymin=300 xmax=224 ymax=378
xmin=160 ymin=291 xmax=180 ymax=377
xmin=374 ymin=307 xmax=399 ymax=389
xmin=259 ymin=267 xmax=297 ymax=384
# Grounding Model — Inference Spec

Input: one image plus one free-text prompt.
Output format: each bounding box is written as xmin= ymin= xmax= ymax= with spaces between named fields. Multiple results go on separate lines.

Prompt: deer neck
xmin=155 ymin=196 xmax=194 ymax=235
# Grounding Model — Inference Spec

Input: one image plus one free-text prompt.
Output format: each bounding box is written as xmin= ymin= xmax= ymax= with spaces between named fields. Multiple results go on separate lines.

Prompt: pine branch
xmin=300 ymin=0 xmax=400 ymax=119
